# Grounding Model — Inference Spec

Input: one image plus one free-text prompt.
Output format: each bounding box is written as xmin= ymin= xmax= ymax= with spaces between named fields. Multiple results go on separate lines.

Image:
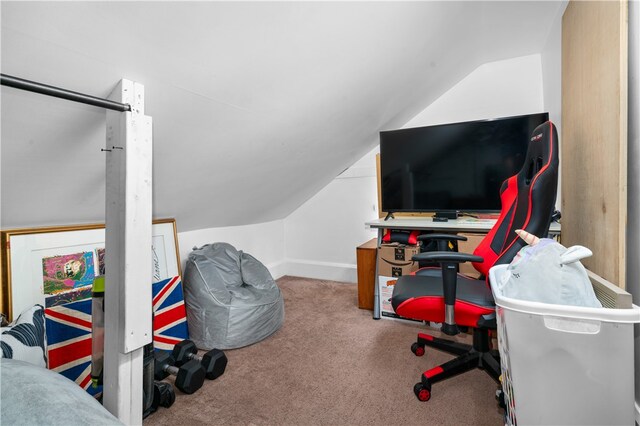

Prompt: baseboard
xmin=266 ymin=260 xmax=288 ymax=280
xmin=283 ymin=258 xmax=357 ymax=283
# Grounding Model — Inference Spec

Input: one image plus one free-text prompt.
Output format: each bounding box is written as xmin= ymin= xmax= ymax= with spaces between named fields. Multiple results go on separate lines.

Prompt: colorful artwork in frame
xmin=1 ymin=219 xmax=181 ymax=321
xmin=95 ymin=248 xmax=106 ymax=276
xmin=44 ymin=285 xmax=93 ymax=308
xmin=42 ymin=252 xmax=96 ymax=296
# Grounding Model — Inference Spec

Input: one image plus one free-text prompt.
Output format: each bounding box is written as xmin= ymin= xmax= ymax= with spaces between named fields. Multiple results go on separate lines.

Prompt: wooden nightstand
xmin=356 ymin=238 xmax=377 ymax=310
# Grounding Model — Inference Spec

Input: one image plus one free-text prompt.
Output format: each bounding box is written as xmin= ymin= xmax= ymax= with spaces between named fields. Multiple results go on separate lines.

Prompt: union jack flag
xmin=152 ymin=276 xmax=189 ymax=351
xmin=44 ymin=299 xmax=98 ymax=395
xmin=43 ymin=276 xmax=188 ymax=395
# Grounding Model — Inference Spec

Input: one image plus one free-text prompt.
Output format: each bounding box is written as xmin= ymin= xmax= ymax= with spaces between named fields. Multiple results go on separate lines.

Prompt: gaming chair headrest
xmin=518 ymin=121 xmax=558 ymax=187
xmin=480 ymin=120 xmax=559 ymax=272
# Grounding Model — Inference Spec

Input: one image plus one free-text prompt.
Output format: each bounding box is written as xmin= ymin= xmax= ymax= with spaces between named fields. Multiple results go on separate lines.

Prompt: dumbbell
xmin=173 ymin=340 xmax=227 ymax=380
xmin=154 ymin=351 xmax=205 ymax=394
xmin=143 ymin=381 xmax=175 ymax=418
xmin=153 ymin=381 xmax=175 ymax=409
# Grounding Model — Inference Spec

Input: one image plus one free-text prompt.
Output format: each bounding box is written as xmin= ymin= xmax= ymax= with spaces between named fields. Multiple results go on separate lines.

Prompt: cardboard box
xmin=379 ymin=275 xmax=399 ymax=317
xmin=457 ymin=233 xmax=484 ymax=278
xmin=377 ymin=243 xmax=420 ymax=277
xmin=377 ymin=244 xmax=420 ymax=322
xmin=378 ymin=275 xmax=420 ymax=322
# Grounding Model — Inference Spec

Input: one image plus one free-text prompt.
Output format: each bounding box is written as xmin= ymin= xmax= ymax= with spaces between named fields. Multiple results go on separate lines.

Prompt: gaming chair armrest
xmin=411 ymin=251 xmax=485 ymax=336
xmin=411 ymin=251 xmax=483 ymax=264
xmin=417 ymin=234 xmax=467 ymax=242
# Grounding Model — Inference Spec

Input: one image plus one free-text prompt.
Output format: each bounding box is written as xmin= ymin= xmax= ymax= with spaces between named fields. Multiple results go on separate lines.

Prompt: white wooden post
xmin=103 ymin=80 xmax=153 ymax=424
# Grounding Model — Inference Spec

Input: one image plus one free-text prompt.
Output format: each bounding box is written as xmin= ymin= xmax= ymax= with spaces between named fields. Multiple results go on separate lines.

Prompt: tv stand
xmin=434 ymin=211 xmax=459 ymax=220
xmin=383 ymin=212 xmax=395 ymax=221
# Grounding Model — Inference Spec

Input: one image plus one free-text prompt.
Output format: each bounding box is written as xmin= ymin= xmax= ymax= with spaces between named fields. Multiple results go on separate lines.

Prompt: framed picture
xmin=1 ymin=218 xmax=180 ymax=321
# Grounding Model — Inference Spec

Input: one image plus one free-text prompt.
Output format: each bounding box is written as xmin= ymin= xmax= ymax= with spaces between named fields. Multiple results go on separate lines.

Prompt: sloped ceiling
xmin=1 ymin=1 xmax=563 ymax=232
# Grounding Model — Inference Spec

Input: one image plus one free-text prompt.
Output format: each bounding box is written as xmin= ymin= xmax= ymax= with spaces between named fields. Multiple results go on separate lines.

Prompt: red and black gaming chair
xmin=391 ymin=121 xmax=559 ymax=402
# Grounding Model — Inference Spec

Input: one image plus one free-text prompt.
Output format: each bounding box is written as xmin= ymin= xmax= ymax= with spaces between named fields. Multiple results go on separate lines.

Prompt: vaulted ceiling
xmin=1 ymin=1 xmax=563 ymax=232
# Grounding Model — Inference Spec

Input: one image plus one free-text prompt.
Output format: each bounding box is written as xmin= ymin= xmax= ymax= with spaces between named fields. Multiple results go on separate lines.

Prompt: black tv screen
xmin=380 ymin=112 xmax=549 ymax=213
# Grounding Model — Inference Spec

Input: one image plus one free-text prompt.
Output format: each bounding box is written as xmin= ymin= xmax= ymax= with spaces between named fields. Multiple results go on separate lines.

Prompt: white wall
xmin=626 ymin=1 xmax=640 ymax=422
xmin=284 ymin=148 xmax=380 ymax=282
xmin=540 ymin=1 xmax=567 ymax=211
xmin=540 ymin=1 xmax=567 ymax=131
xmin=177 ymin=219 xmax=286 ymax=279
xmin=284 ymin=54 xmax=545 ymax=282
xmin=404 ymin=54 xmax=543 ymax=127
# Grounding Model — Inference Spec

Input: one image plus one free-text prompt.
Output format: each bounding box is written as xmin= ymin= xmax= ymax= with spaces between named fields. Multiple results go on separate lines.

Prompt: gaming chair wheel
xmin=413 ymin=382 xmax=431 ymax=402
xmin=411 ymin=342 xmax=425 ymax=357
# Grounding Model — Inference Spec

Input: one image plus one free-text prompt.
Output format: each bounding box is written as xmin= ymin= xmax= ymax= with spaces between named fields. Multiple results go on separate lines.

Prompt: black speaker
xmin=434 ymin=211 xmax=459 ymax=220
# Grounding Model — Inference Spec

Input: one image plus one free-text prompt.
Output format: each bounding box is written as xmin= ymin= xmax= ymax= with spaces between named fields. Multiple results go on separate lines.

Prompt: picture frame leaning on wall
xmin=0 ymin=218 xmax=181 ymax=321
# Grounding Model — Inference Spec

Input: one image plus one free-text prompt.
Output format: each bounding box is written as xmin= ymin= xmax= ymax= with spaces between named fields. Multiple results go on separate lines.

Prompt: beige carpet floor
xmin=146 ymin=276 xmax=504 ymax=426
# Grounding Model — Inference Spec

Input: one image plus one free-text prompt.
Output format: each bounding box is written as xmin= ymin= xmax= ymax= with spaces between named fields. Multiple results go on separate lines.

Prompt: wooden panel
xmin=561 ymin=1 xmax=628 ymax=288
xmin=376 ymin=153 xmax=382 ymax=218
xmin=0 ymin=232 xmax=7 ymax=319
xmin=356 ymin=238 xmax=378 ymax=310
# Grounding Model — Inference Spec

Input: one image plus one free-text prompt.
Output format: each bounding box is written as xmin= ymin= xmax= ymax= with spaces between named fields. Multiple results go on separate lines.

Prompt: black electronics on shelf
xmin=379 ymin=112 xmax=549 ymax=216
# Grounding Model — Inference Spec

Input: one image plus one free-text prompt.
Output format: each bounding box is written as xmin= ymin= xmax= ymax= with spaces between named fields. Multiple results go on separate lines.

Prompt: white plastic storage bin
xmin=489 ymin=264 xmax=640 ymax=426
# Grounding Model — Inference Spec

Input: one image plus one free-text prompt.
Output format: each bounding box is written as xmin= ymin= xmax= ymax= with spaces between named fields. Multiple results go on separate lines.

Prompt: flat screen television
xmin=380 ymin=112 xmax=549 ymax=215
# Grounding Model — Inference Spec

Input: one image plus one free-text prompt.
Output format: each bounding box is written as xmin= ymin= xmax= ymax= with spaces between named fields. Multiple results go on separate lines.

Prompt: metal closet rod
xmin=1 ymin=73 xmax=131 ymax=112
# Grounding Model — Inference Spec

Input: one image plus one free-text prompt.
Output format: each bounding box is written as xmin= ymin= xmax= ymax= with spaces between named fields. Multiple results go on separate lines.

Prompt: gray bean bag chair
xmin=183 ymin=243 xmax=284 ymax=350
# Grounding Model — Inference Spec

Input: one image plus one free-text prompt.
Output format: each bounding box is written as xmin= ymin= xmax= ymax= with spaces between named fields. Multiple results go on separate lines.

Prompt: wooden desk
xmin=366 ymin=217 xmax=561 ymax=235
xmin=365 ymin=217 xmax=561 ymax=319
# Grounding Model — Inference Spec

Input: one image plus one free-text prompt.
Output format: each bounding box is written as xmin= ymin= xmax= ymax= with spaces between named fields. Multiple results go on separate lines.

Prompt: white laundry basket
xmin=489 ymin=264 xmax=640 ymax=426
